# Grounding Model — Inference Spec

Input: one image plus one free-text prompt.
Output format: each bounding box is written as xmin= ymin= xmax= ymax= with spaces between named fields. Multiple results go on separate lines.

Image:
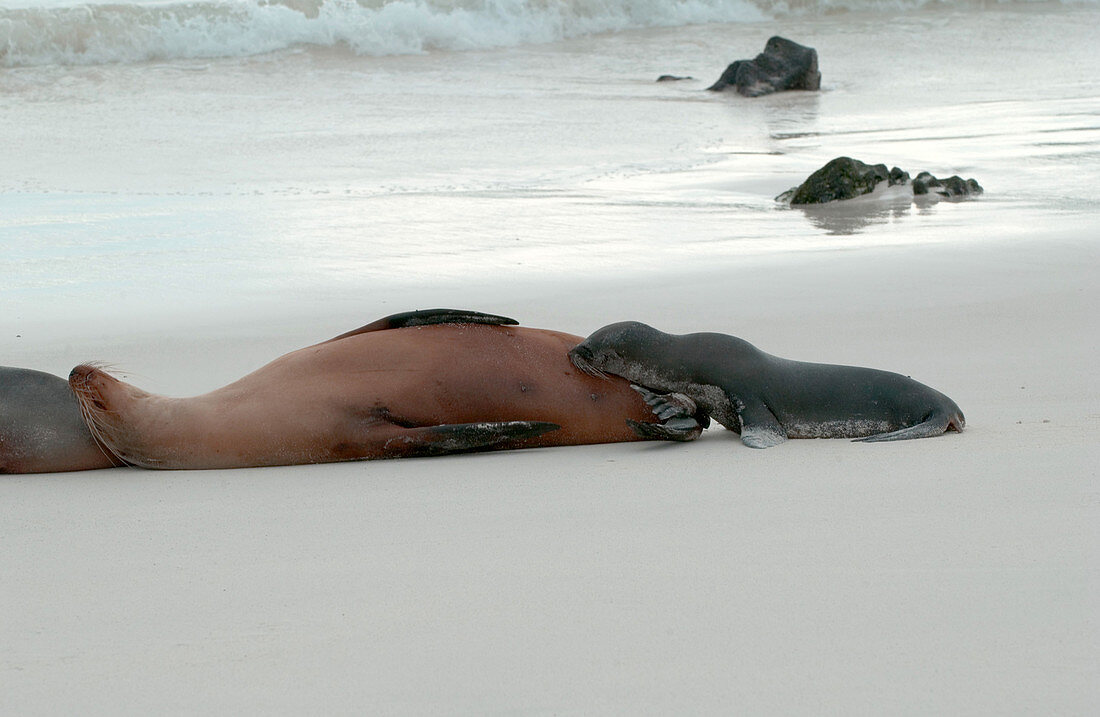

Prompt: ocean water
xmin=2 ymin=0 xmax=1099 ymax=331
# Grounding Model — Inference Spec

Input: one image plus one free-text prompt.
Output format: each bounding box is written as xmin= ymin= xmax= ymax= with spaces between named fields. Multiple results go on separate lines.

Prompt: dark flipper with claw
xmin=389 ymin=420 xmax=561 ymax=458
xmin=326 ymin=309 xmax=519 ymax=343
xmin=627 ymin=384 xmax=708 ymax=442
xmin=627 ymin=417 xmax=704 ymax=442
xmin=632 ymin=385 xmax=701 ymax=421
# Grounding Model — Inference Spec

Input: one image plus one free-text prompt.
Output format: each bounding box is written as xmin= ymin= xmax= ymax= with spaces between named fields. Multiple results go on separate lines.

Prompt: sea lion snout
xmin=68 ymin=363 xmax=121 ymax=413
xmin=69 ymin=363 xmax=107 ymax=397
xmin=68 ymin=364 xmax=96 ymax=384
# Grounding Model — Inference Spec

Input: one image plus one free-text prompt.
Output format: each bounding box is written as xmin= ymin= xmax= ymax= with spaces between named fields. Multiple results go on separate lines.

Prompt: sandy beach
xmin=3 ymin=229 xmax=1097 ymax=714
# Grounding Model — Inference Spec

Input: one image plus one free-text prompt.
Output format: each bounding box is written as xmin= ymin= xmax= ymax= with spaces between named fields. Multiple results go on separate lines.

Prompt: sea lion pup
xmin=1 ymin=366 xmax=123 ymax=473
xmin=67 ymin=310 xmax=704 ymax=470
xmin=568 ymin=321 xmax=965 ymax=448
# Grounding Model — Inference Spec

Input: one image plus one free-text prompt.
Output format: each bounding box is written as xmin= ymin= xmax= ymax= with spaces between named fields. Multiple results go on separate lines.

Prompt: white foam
xmin=0 ymin=0 xmax=771 ymax=67
xmin=6 ymin=0 xmax=1095 ymax=67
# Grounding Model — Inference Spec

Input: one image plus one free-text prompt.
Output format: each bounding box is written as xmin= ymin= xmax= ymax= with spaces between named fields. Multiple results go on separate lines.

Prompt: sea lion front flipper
xmin=386 ymin=420 xmax=560 ymax=458
xmin=326 ymin=309 xmax=519 ymax=343
xmin=631 ymin=385 xmax=700 ymax=421
xmin=737 ymin=399 xmax=787 ymax=449
xmin=627 ymin=385 xmax=708 ymax=441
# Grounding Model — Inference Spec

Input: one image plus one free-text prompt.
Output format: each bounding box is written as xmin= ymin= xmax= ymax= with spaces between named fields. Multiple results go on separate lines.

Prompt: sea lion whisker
xmin=580 ymin=361 xmax=610 ymax=380
xmin=69 ymin=365 xmax=133 ymax=466
xmin=76 ymin=397 xmax=123 ymax=464
xmin=569 ymin=352 xmax=610 ymax=380
xmin=74 ymin=387 xmax=118 ymax=460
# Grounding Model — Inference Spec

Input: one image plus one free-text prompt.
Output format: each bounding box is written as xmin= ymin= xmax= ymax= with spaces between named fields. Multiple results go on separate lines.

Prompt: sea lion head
xmin=568 ymin=321 xmax=673 ymax=387
xmin=68 ymin=363 xmax=155 ymax=468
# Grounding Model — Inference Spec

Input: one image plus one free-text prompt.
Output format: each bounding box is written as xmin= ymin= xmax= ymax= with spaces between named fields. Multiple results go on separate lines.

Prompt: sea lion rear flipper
xmin=326 ymin=309 xmax=520 ymax=343
xmin=737 ymin=399 xmax=787 ymax=449
xmin=388 ymin=420 xmax=560 ymax=458
xmin=853 ymin=409 xmax=957 ymax=443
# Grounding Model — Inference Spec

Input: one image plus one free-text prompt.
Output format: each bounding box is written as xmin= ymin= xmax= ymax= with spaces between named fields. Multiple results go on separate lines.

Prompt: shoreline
xmin=4 ymin=224 xmax=1093 ymax=378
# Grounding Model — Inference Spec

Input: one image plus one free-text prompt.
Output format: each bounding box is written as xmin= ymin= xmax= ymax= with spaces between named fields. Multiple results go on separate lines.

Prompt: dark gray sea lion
xmin=1 ymin=366 xmax=121 ymax=473
xmin=707 ymin=36 xmax=821 ymax=97
xmin=569 ymin=322 xmax=965 ymax=448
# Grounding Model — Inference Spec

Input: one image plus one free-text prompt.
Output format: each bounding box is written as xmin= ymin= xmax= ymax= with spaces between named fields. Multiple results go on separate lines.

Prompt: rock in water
xmin=776 ymin=157 xmax=983 ymax=205
xmin=784 ymin=157 xmax=907 ymax=205
xmin=912 ymin=172 xmax=984 ymax=197
xmin=707 ymin=36 xmax=821 ymax=97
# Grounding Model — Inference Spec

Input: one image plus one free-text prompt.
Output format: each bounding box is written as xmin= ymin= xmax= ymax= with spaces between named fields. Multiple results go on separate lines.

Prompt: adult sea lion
xmin=569 ymin=321 xmax=965 ymax=448
xmin=67 ymin=310 xmax=703 ymax=470
xmin=1 ymin=366 xmax=122 ymax=473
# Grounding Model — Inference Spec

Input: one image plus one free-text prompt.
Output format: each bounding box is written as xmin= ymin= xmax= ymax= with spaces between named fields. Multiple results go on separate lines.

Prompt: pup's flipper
xmin=627 ymin=417 xmax=703 ymax=442
xmin=737 ymin=399 xmax=787 ymax=449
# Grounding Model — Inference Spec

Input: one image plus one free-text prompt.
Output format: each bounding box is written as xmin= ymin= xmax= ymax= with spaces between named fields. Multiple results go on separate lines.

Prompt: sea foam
xmin=1 ymin=0 xmax=1095 ymax=67
xmin=0 ymin=0 xmax=770 ymax=67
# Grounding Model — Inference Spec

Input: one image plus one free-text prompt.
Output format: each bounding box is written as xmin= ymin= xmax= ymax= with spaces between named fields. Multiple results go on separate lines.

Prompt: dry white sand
xmin=2 ymin=232 xmax=1097 ymax=714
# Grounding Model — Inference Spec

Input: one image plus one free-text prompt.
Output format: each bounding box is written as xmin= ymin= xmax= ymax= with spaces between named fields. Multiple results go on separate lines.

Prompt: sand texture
xmin=2 ymin=234 xmax=1097 ymax=714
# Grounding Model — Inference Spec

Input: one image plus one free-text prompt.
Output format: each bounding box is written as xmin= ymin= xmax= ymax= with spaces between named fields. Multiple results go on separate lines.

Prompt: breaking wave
xmin=1 ymin=0 xmax=1092 ymax=67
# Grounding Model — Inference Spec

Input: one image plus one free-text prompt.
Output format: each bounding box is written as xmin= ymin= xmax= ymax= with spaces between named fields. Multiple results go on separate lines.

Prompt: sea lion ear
xmin=323 ymin=309 xmax=519 ymax=343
